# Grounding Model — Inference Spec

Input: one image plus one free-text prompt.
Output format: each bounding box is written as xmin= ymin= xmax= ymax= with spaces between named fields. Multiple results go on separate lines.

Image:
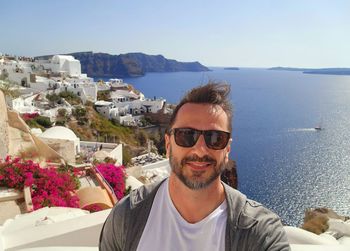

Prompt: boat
xmin=314 ymin=119 xmax=323 ymax=131
xmin=314 ymin=126 xmax=322 ymax=131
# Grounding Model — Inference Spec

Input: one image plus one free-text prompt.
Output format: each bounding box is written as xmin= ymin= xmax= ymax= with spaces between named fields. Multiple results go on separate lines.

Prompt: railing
xmin=93 ymin=167 xmax=118 ymax=204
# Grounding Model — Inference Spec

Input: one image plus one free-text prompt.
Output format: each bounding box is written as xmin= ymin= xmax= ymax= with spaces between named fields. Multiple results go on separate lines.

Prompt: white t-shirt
xmin=137 ymin=179 xmax=227 ymax=251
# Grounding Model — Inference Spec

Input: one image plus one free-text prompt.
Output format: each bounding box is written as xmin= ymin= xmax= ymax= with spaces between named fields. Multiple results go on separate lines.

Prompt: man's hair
xmin=167 ymin=82 xmax=233 ymax=133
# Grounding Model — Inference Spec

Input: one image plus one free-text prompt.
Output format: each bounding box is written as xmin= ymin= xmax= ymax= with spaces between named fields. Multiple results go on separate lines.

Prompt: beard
xmin=169 ymin=146 xmax=227 ymax=190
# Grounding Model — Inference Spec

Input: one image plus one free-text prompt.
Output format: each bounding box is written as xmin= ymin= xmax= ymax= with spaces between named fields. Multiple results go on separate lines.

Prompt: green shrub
xmin=59 ymin=91 xmax=81 ymax=105
xmin=46 ymin=93 xmax=61 ymax=103
xmin=55 ymin=120 xmax=66 ymax=126
xmin=73 ymin=106 xmax=88 ymax=125
xmin=57 ymin=108 xmax=67 ymax=117
xmin=73 ymin=106 xmax=87 ymax=118
xmin=97 ymin=90 xmax=111 ymax=101
xmin=35 ymin=116 xmax=52 ymax=128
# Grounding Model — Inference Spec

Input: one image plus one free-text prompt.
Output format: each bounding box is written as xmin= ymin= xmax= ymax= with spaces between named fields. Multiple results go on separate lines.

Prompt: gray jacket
xmin=99 ymin=180 xmax=291 ymax=251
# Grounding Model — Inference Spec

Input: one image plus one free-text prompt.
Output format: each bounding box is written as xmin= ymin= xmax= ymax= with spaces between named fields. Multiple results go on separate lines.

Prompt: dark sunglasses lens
xmin=173 ymin=129 xmax=230 ymax=149
xmin=174 ymin=129 xmax=198 ymax=147
xmin=204 ymin=131 xmax=230 ymax=150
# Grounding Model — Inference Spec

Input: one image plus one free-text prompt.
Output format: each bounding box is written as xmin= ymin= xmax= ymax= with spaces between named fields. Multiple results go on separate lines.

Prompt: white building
xmin=109 ymin=90 xmax=140 ymax=103
xmin=112 ymin=98 xmax=165 ymax=115
xmin=39 ymin=126 xmax=80 ymax=163
xmin=94 ymin=101 xmax=114 ymax=118
xmin=80 ymin=141 xmax=123 ymax=165
xmin=0 ymin=57 xmax=33 ymax=88
xmin=94 ymin=88 xmax=165 ymax=126
xmin=108 ymin=78 xmax=129 ymax=91
xmin=49 ymin=55 xmax=82 ymax=77
xmin=59 ymin=80 xmax=97 ymax=104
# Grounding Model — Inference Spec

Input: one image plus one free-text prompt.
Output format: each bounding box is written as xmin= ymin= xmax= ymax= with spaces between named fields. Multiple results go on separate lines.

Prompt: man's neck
xmin=168 ymin=174 xmax=226 ymax=224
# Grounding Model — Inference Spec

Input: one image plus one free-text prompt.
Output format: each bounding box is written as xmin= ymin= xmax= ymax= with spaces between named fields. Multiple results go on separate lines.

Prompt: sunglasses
xmin=169 ymin=128 xmax=231 ymax=150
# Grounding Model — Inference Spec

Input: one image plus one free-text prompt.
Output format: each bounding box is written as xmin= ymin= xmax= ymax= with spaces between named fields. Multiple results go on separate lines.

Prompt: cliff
xmin=37 ymin=52 xmax=210 ymax=78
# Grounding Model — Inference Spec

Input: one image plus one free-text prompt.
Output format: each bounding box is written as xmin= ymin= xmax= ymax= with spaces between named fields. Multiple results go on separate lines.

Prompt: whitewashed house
xmin=108 ymin=78 xmax=129 ymax=91
xmin=0 ymin=57 xmax=33 ymax=87
xmin=110 ymin=90 xmax=140 ymax=103
xmin=94 ymin=87 xmax=166 ymax=126
xmin=49 ymin=55 xmax=82 ymax=77
xmin=59 ymin=80 xmax=97 ymax=104
xmin=94 ymin=101 xmax=114 ymax=118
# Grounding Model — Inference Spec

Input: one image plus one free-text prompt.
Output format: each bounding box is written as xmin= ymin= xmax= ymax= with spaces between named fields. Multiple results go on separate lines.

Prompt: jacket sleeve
xmin=259 ymin=213 xmax=291 ymax=251
xmin=99 ymin=196 xmax=130 ymax=251
xmin=236 ymin=199 xmax=291 ymax=251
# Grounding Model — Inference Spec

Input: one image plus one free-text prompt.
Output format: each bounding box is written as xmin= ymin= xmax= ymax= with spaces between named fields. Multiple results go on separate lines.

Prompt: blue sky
xmin=1 ymin=0 xmax=349 ymax=67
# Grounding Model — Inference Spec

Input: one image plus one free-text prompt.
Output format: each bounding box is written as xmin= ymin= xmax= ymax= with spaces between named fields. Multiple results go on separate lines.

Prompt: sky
xmin=1 ymin=0 xmax=350 ymax=68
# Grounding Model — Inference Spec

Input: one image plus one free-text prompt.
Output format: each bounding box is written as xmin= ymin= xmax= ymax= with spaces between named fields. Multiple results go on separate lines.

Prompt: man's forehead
xmin=178 ymin=103 xmax=226 ymax=116
xmin=173 ymin=103 xmax=230 ymax=130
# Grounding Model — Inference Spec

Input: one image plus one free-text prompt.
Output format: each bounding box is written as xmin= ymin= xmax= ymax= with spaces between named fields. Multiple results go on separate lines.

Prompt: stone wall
xmin=0 ymin=90 xmax=64 ymax=164
xmin=0 ymin=91 xmax=10 ymax=159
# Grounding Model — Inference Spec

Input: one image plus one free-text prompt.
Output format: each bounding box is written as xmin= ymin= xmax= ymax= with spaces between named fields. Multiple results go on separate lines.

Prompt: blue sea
xmin=124 ymin=68 xmax=350 ymax=226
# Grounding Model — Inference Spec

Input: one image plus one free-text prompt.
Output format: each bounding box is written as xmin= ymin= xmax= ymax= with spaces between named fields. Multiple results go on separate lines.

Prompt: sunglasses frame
xmin=169 ymin=127 xmax=231 ymax=150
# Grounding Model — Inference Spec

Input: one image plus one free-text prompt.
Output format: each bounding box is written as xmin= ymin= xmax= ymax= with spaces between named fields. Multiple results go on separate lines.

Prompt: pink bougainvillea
xmin=83 ymin=204 xmax=104 ymax=212
xmin=0 ymin=156 xmax=79 ymax=210
xmin=95 ymin=163 xmax=126 ymax=200
xmin=21 ymin=112 xmax=39 ymax=121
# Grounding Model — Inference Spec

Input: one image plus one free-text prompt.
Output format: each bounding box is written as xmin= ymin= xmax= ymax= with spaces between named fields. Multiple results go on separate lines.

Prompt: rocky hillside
xmin=37 ymin=52 xmax=210 ymax=78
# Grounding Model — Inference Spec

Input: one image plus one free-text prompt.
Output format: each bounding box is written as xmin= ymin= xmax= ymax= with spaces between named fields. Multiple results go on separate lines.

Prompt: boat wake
xmin=288 ymin=128 xmax=321 ymax=132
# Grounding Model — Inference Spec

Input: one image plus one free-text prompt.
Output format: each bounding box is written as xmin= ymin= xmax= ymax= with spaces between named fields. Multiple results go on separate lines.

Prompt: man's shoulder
xmin=239 ymin=198 xmax=281 ymax=229
xmin=223 ymin=183 xmax=290 ymax=250
xmin=223 ymin=183 xmax=281 ymax=228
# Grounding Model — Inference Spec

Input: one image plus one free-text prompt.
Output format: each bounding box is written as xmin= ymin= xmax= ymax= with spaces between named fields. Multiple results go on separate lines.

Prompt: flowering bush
xmin=21 ymin=112 xmax=39 ymax=121
xmin=83 ymin=204 xmax=104 ymax=212
xmin=95 ymin=163 xmax=126 ymax=200
xmin=0 ymin=156 xmax=79 ymax=210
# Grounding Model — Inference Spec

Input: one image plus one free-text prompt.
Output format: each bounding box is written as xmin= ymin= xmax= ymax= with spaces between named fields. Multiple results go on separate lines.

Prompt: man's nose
xmin=191 ymin=135 xmax=209 ymax=156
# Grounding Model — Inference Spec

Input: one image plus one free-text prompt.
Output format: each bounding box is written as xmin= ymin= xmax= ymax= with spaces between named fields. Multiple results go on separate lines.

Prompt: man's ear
xmin=165 ymin=133 xmax=171 ymax=158
xmin=225 ymin=139 xmax=232 ymax=163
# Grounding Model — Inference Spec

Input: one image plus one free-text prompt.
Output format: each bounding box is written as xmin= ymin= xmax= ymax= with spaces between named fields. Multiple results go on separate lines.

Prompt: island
xmin=224 ymin=67 xmax=239 ymax=70
xmin=268 ymin=67 xmax=350 ymax=76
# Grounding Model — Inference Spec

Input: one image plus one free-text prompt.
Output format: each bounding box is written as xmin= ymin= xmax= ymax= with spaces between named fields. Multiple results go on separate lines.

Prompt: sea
xmin=120 ymin=67 xmax=350 ymax=226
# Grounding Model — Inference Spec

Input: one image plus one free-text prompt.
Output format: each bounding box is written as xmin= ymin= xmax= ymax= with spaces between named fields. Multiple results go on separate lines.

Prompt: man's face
xmin=165 ymin=103 xmax=231 ymax=190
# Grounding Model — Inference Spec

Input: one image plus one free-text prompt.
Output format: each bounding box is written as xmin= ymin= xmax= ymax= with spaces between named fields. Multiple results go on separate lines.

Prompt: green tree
xmin=73 ymin=106 xmax=88 ymax=125
xmin=57 ymin=108 xmax=67 ymax=118
xmin=46 ymin=93 xmax=61 ymax=104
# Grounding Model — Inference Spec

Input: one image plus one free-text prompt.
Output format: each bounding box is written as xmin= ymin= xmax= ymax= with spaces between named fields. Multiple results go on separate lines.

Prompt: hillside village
xmin=0 ymin=52 xmax=172 ymax=168
xmin=0 ymin=54 xmax=171 ymax=127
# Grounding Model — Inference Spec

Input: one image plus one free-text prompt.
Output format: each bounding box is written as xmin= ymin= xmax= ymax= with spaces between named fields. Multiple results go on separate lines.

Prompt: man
xmin=99 ymin=83 xmax=290 ymax=251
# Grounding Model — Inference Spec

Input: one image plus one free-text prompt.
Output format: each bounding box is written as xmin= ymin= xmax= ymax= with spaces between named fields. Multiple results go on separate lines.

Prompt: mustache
xmin=181 ymin=154 xmax=217 ymax=166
